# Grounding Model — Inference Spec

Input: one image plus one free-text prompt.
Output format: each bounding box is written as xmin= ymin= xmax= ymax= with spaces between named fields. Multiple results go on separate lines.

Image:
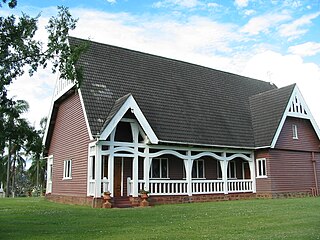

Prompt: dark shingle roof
xmin=69 ymin=37 xmax=285 ymax=148
xmin=249 ymin=84 xmax=295 ymax=147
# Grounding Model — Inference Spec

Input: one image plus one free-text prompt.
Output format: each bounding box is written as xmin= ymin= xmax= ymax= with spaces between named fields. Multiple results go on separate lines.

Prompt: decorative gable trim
xmin=99 ymin=95 xmax=159 ymax=144
xmin=270 ymin=85 xmax=320 ymax=148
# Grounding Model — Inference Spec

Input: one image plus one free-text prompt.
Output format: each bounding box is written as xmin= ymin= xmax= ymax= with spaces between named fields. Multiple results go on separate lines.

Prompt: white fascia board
xmin=42 ymin=77 xmax=76 ymax=145
xmin=100 ymin=95 xmax=159 ymax=144
xmin=42 ymin=103 xmax=54 ymax=146
xmin=270 ymin=85 xmax=320 ymax=148
xmin=78 ymin=89 xmax=93 ymax=140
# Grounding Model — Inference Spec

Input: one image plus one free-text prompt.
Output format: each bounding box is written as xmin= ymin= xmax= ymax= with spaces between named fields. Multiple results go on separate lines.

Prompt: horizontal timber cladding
xmin=255 ymin=150 xmax=272 ymax=193
xmin=269 ymin=149 xmax=317 ymax=193
xmin=48 ymin=91 xmax=90 ymax=196
xmin=318 ymin=152 xmax=320 ymax=191
xmin=275 ymin=117 xmax=320 ymax=152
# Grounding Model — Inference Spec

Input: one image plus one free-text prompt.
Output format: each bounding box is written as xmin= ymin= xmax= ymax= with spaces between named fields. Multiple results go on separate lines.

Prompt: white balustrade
xmin=102 ymin=178 xmax=110 ymax=194
xmin=88 ymin=179 xmax=95 ymax=196
xmin=227 ymin=179 xmax=252 ymax=193
xmin=192 ymin=180 xmax=224 ymax=194
xmin=126 ymin=179 xmax=252 ymax=196
xmin=149 ymin=180 xmax=188 ymax=195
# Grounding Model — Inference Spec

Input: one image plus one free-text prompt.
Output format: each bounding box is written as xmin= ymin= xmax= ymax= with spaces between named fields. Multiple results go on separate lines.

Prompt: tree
xmin=28 ymin=117 xmax=47 ymax=195
xmin=0 ymin=0 xmax=87 ymax=196
xmin=2 ymin=99 xmax=31 ymax=196
xmin=0 ymin=1 xmax=86 ymax=152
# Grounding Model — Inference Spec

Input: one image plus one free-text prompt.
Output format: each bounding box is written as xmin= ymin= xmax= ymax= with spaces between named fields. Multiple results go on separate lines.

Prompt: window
xmin=192 ymin=159 xmax=205 ymax=178
xmin=63 ymin=160 xmax=72 ymax=179
xmin=227 ymin=160 xmax=236 ymax=179
xmin=90 ymin=156 xmax=95 ymax=180
xmin=292 ymin=124 xmax=298 ymax=139
xmin=256 ymin=158 xmax=267 ymax=178
xmin=101 ymin=155 xmax=108 ymax=178
xmin=217 ymin=161 xmax=222 ymax=179
xmin=150 ymin=158 xmax=168 ymax=179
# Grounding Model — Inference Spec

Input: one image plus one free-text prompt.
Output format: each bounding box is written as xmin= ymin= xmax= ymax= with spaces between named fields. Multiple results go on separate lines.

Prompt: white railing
xmin=149 ymin=180 xmax=188 ymax=195
xmin=88 ymin=178 xmax=110 ymax=196
xmin=192 ymin=180 xmax=224 ymax=194
xmin=88 ymin=179 xmax=95 ymax=196
xmin=227 ymin=179 xmax=252 ymax=193
xmin=102 ymin=178 xmax=110 ymax=194
xmin=127 ymin=179 xmax=253 ymax=196
xmin=127 ymin=178 xmax=145 ymax=196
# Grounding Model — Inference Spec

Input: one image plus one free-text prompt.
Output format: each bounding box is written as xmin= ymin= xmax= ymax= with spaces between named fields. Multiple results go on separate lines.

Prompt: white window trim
xmin=256 ymin=158 xmax=267 ymax=178
xmin=150 ymin=158 xmax=169 ymax=179
xmin=217 ymin=161 xmax=222 ymax=179
xmin=192 ymin=159 xmax=205 ymax=179
xmin=63 ymin=159 xmax=72 ymax=180
xmin=227 ymin=160 xmax=237 ymax=179
xmin=292 ymin=124 xmax=298 ymax=139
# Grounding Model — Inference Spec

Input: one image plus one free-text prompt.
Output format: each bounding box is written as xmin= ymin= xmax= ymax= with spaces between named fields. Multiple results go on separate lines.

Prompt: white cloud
xmin=243 ymin=9 xmax=255 ymax=16
xmin=7 ymin=67 xmax=58 ymax=128
xmin=207 ymin=2 xmax=219 ymax=8
xmin=241 ymin=12 xmax=291 ymax=35
xmin=242 ymin=50 xmax=320 ymax=125
xmin=234 ymin=0 xmax=249 ymax=8
xmin=288 ymin=42 xmax=320 ymax=57
xmin=7 ymin=6 xmax=320 ymax=129
xmin=153 ymin=0 xmax=201 ymax=8
xmin=279 ymin=12 xmax=320 ymax=41
xmin=72 ymin=9 xmax=240 ymax=59
xmin=106 ymin=0 xmax=116 ymax=4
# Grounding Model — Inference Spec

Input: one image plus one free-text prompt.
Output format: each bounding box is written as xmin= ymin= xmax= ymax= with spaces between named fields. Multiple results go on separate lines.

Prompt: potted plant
xmin=103 ymin=191 xmax=111 ymax=200
xmin=103 ymin=191 xmax=112 ymax=208
xmin=139 ymin=189 xmax=149 ymax=199
xmin=139 ymin=189 xmax=150 ymax=207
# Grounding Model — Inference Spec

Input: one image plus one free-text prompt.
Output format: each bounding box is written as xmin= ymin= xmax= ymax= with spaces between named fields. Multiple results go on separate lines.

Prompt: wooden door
xmin=243 ymin=162 xmax=251 ymax=179
xmin=114 ymin=157 xmax=122 ymax=197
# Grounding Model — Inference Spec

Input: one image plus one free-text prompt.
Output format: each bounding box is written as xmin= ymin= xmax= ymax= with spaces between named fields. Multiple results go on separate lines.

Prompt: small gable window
xmin=256 ymin=158 xmax=267 ymax=178
xmin=292 ymin=124 xmax=298 ymax=139
xmin=63 ymin=160 xmax=72 ymax=179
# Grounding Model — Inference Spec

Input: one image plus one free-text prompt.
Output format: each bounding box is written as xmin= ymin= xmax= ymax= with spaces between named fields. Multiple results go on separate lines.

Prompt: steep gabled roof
xmin=69 ymin=37 xmax=279 ymax=148
xmin=249 ymin=84 xmax=295 ymax=148
xmin=99 ymin=94 xmax=158 ymax=144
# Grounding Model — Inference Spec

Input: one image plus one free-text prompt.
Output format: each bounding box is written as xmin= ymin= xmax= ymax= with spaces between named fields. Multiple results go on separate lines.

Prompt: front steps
xmin=112 ymin=196 xmax=136 ymax=208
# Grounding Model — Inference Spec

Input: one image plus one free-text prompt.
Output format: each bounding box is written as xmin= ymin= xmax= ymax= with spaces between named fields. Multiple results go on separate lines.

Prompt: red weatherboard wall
xmin=48 ymin=91 xmax=90 ymax=196
xmin=256 ymin=117 xmax=320 ymax=195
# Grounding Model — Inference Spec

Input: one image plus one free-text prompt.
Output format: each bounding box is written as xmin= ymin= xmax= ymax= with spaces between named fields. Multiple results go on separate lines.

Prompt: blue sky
xmin=4 ymin=0 xmax=320 ymax=127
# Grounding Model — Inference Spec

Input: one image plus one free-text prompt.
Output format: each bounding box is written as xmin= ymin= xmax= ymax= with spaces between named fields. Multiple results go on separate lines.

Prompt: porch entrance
xmin=113 ymin=157 xmax=132 ymax=197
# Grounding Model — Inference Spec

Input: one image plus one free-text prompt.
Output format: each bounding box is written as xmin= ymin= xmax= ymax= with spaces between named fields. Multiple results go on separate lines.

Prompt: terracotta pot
xmin=141 ymin=193 xmax=148 ymax=200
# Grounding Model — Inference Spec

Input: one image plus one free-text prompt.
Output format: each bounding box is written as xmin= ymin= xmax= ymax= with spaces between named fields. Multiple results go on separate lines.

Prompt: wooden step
xmin=112 ymin=197 xmax=133 ymax=208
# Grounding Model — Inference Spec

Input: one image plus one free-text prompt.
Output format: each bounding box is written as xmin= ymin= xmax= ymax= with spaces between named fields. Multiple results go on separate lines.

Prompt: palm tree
xmin=2 ymin=99 xmax=29 ymax=197
xmin=28 ymin=117 xmax=47 ymax=195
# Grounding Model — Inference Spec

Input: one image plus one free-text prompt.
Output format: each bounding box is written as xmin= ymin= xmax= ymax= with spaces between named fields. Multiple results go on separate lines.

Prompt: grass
xmin=0 ymin=197 xmax=319 ymax=239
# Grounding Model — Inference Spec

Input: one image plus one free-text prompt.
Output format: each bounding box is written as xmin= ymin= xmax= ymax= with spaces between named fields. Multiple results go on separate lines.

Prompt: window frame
xmin=292 ymin=124 xmax=298 ymax=139
xmin=192 ymin=159 xmax=205 ymax=179
xmin=150 ymin=158 xmax=169 ymax=179
xmin=256 ymin=158 xmax=267 ymax=178
xmin=227 ymin=160 xmax=237 ymax=179
xmin=63 ymin=159 xmax=72 ymax=180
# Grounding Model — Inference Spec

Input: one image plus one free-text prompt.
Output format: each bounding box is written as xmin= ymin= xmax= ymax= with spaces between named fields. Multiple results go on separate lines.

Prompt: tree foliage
xmin=0 ymin=1 xmax=87 ymax=196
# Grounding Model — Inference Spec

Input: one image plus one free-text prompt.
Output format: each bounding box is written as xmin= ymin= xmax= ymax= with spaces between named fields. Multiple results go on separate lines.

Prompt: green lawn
xmin=0 ymin=197 xmax=319 ymax=239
